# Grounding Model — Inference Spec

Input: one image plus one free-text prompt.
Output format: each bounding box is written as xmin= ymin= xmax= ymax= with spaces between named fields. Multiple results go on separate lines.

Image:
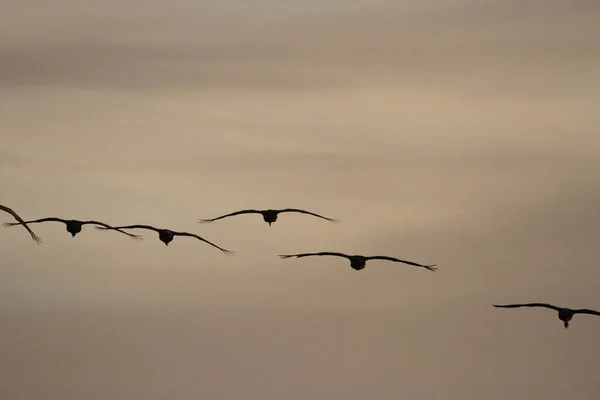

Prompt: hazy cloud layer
xmin=2 ymin=0 xmax=599 ymax=93
xmin=1 ymin=1 xmax=599 ymax=399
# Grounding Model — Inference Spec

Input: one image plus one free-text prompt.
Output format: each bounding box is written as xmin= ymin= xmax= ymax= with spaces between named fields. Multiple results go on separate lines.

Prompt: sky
xmin=1 ymin=0 xmax=600 ymax=399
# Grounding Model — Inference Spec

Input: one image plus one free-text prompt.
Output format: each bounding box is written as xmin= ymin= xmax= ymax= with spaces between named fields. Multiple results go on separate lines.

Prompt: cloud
xmin=1 ymin=0 xmax=598 ymax=93
xmin=1 ymin=2 xmax=600 ymax=399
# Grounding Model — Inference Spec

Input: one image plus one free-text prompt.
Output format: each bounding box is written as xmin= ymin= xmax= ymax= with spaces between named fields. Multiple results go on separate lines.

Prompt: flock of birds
xmin=2 ymin=203 xmax=599 ymax=330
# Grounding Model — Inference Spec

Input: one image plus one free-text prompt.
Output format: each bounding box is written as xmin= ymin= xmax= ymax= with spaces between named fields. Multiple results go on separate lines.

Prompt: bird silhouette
xmin=0 ymin=204 xmax=42 ymax=243
xmin=493 ymin=303 xmax=600 ymax=329
xmin=278 ymin=252 xmax=437 ymax=271
xmin=94 ymin=224 xmax=234 ymax=254
xmin=3 ymin=217 xmax=142 ymax=240
xmin=199 ymin=208 xmax=338 ymax=226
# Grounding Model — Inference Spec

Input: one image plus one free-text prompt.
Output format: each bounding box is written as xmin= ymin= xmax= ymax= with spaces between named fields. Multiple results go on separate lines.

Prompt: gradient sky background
xmin=1 ymin=1 xmax=600 ymax=399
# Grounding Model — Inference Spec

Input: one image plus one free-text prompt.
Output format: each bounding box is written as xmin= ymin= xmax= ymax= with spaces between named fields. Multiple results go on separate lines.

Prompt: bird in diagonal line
xmin=199 ymin=208 xmax=339 ymax=226
xmin=493 ymin=303 xmax=600 ymax=329
xmin=278 ymin=252 xmax=438 ymax=272
xmin=95 ymin=224 xmax=234 ymax=254
xmin=3 ymin=217 xmax=143 ymax=240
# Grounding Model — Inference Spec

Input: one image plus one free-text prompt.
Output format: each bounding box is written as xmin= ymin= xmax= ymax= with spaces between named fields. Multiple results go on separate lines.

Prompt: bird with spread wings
xmin=493 ymin=303 xmax=600 ymax=329
xmin=279 ymin=252 xmax=437 ymax=271
xmin=3 ymin=217 xmax=143 ymax=240
xmin=199 ymin=208 xmax=338 ymax=226
xmin=95 ymin=224 xmax=234 ymax=254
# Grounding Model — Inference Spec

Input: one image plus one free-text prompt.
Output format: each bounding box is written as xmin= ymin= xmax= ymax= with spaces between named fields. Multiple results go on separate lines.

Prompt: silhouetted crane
xmin=199 ymin=208 xmax=338 ymax=226
xmin=3 ymin=217 xmax=142 ymax=240
xmin=95 ymin=224 xmax=233 ymax=254
xmin=493 ymin=303 xmax=600 ymax=329
xmin=278 ymin=252 xmax=437 ymax=271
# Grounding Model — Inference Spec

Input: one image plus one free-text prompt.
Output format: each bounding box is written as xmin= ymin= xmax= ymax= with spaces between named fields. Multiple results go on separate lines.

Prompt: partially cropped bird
xmin=199 ymin=208 xmax=338 ymax=226
xmin=0 ymin=205 xmax=42 ymax=243
xmin=278 ymin=252 xmax=437 ymax=271
xmin=493 ymin=303 xmax=600 ymax=329
xmin=3 ymin=217 xmax=142 ymax=240
xmin=94 ymin=224 xmax=233 ymax=254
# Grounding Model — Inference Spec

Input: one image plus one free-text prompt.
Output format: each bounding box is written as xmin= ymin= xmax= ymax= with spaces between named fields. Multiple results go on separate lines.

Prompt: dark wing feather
xmin=3 ymin=217 xmax=67 ymax=227
xmin=82 ymin=221 xmax=143 ymax=240
xmin=277 ymin=209 xmax=339 ymax=222
xmin=198 ymin=209 xmax=262 ymax=223
xmin=172 ymin=231 xmax=234 ymax=254
xmin=94 ymin=224 xmax=160 ymax=233
xmin=493 ymin=303 xmax=562 ymax=311
xmin=0 ymin=205 xmax=43 ymax=243
xmin=573 ymin=309 xmax=600 ymax=316
xmin=278 ymin=252 xmax=350 ymax=259
xmin=366 ymin=255 xmax=438 ymax=271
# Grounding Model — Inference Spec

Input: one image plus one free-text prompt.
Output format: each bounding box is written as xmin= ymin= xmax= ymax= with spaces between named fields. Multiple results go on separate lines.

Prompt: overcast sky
xmin=1 ymin=1 xmax=600 ymax=399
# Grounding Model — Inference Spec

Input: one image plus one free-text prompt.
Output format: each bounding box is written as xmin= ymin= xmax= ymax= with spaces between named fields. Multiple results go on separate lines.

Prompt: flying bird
xmin=0 ymin=204 xmax=42 ymax=243
xmin=199 ymin=208 xmax=338 ymax=226
xmin=94 ymin=224 xmax=233 ymax=254
xmin=493 ymin=303 xmax=600 ymax=329
xmin=278 ymin=252 xmax=437 ymax=271
xmin=3 ymin=217 xmax=142 ymax=240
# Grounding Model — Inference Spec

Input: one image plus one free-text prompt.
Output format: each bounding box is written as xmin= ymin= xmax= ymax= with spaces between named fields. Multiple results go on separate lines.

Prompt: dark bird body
xmin=493 ymin=303 xmax=600 ymax=329
xmin=1 ymin=205 xmax=42 ymax=243
xmin=199 ymin=208 xmax=338 ymax=226
xmin=278 ymin=252 xmax=437 ymax=271
xmin=3 ymin=217 xmax=142 ymax=240
xmin=95 ymin=224 xmax=233 ymax=254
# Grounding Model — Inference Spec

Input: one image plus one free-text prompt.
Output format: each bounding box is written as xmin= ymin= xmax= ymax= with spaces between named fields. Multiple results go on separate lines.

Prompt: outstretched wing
xmin=493 ymin=303 xmax=562 ymax=311
xmin=198 ymin=209 xmax=262 ymax=223
xmin=278 ymin=252 xmax=350 ymax=260
xmin=2 ymin=217 xmax=66 ymax=227
xmin=573 ymin=309 xmax=600 ymax=316
xmin=0 ymin=205 xmax=43 ymax=243
xmin=366 ymin=255 xmax=438 ymax=271
xmin=277 ymin=209 xmax=339 ymax=223
xmin=94 ymin=224 xmax=159 ymax=234
xmin=82 ymin=221 xmax=143 ymax=240
xmin=173 ymin=231 xmax=234 ymax=254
